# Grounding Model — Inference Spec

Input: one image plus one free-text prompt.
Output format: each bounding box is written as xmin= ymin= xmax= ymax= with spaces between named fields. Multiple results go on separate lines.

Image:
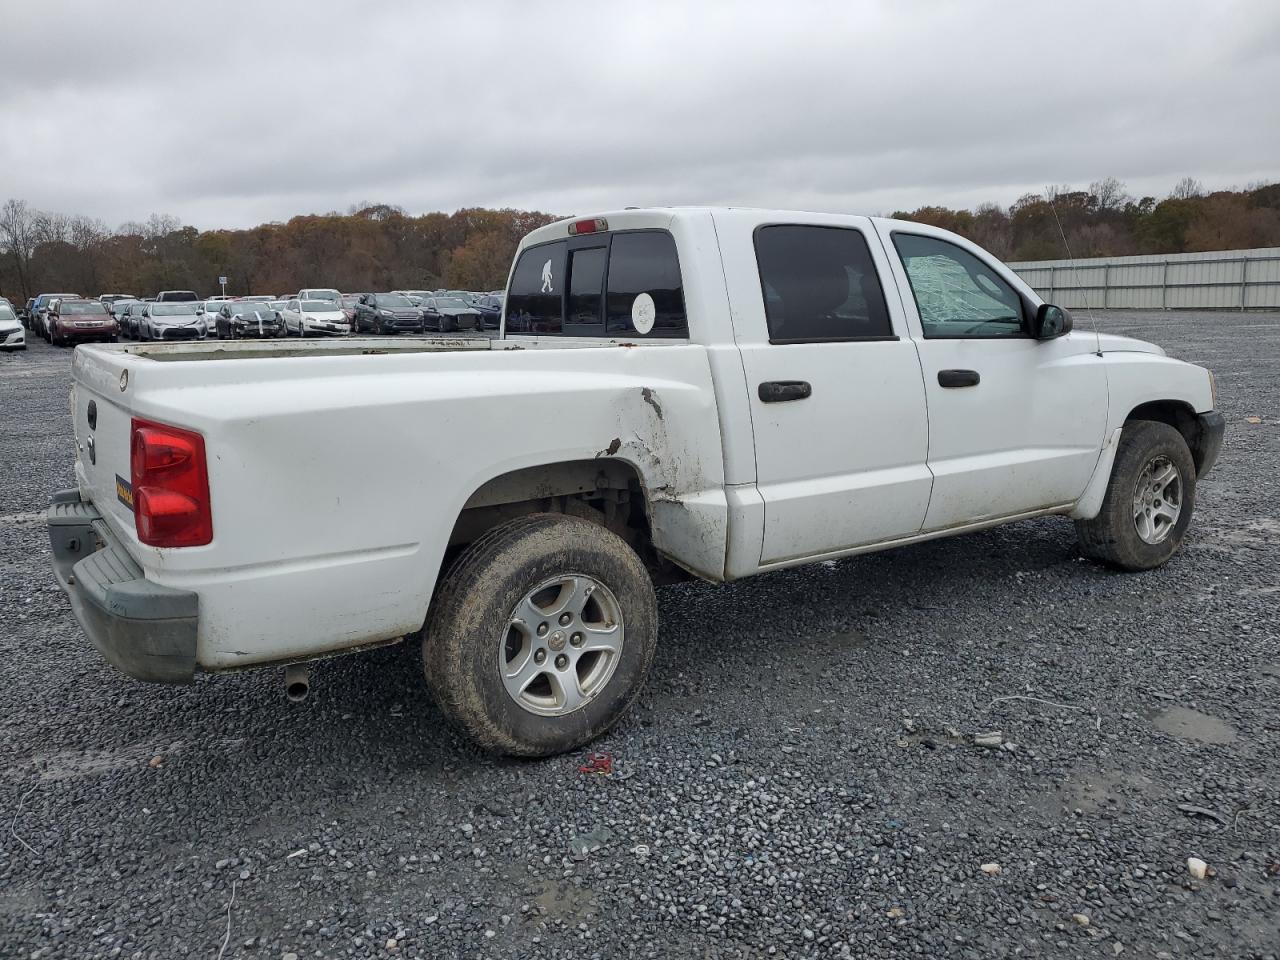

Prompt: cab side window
xmin=892 ymin=233 xmax=1025 ymax=338
xmin=753 ymin=225 xmax=892 ymax=343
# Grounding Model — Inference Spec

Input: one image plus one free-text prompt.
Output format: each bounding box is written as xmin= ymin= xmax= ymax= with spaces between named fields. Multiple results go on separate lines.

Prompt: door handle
xmin=758 ymin=380 xmax=812 ymax=403
xmin=938 ymin=369 xmax=980 ymax=388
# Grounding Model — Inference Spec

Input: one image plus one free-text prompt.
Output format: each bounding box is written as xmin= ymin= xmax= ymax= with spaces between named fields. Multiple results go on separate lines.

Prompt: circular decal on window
xmin=631 ymin=293 xmax=656 ymax=334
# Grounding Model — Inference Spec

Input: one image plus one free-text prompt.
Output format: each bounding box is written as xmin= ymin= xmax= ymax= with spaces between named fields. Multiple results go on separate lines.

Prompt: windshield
xmin=301 ymin=300 xmax=338 ymax=312
xmin=233 ymin=305 xmax=272 ymax=316
xmin=62 ymin=302 xmax=108 ymax=315
xmin=436 ymin=298 xmax=470 ymax=309
xmin=151 ymin=303 xmax=200 ymax=317
xmin=303 ymin=290 xmax=339 ymax=301
xmin=379 ymin=295 xmax=413 ymax=308
xmin=0 ymin=306 xmax=16 ymax=322
xmin=340 ymin=295 xmax=361 ymax=307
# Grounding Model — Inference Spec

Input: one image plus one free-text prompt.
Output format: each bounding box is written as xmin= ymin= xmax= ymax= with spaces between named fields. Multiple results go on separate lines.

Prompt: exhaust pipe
xmin=284 ymin=663 xmax=310 ymax=703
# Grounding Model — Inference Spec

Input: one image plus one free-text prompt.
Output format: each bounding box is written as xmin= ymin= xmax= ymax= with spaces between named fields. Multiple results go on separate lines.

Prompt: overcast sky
xmin=3 ymin=0 xmax=1279 ymax=230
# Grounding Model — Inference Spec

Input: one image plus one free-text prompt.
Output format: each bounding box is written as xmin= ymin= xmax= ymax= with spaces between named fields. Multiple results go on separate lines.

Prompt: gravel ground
xmin=1 ymin=314 xmax=1278 ymax=960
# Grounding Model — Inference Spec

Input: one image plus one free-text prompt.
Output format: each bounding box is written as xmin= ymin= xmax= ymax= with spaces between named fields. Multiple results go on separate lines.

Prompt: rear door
xmin=716 ymin=213 xmax=932 ymax=564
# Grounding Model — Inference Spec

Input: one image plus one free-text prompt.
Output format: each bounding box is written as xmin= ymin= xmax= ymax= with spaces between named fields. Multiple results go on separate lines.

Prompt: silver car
xmin=140 ymin=302 xmax=207 ymax=341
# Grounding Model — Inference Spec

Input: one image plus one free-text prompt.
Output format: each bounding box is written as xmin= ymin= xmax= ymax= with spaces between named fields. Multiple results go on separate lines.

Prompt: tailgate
xmin=71 ymin=348 xmax=144 ymax=544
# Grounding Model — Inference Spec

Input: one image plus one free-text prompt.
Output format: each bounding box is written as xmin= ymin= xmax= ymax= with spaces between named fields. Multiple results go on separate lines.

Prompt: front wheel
xmin=1075 ymin=420 xmax=1197 ymax=571
xmin=423 ymin=514 xmax=658 ymax=757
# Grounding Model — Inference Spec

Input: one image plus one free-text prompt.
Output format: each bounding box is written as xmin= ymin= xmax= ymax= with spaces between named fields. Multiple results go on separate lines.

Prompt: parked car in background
xmin=216 ymin=301 xmax=286 ymax=339
xmin=473 ymin=293 xmax=504 ymax=328
xmin=107 ymin=298 xmax=140 ymax=320
xmin=155 ymin=290 xmax=200 ymax=302
xmin=297 ymin=288 xmax=341 ymax=304
xmin=139 ymin=301 xmax=206 ymax=340
xmin=338 ymin=293 xmax=363 ymax=323
xmin=98 ymin=294 xmax=135 ymax=306
xmin=351 ymin=293 xmax=424 ymax=334
xmin=281 ymin=298 xmax=351 ymax=337
xmin=421 ymin=296 xmax=484 ymax=332
xmin=47 ymin=298 xmax=117 ymax=346
xmin=31 ymin=293 xmax=80 ymax=339
xmin=198 ymin=301 xmax=225 ymax=328
xmin=0 ymin=302 xmax=25 ymax=350
xmin=20 ymin=298 xmax=36 ymax=328
xmin=119 ymin=302 xmax=150 ymax=339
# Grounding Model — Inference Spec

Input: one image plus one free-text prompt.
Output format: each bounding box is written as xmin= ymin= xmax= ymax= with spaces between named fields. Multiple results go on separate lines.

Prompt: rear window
xmin=606 ymin=232 xmax=686 ymax=337
xmin=568 ymin=247 xmax=607 ymax=326
xmin=507 ymin=240 xmax=567 ymax=333
xmin=754 ymin=225 xmax=892 ymax=343
xmin=506 ymin=230 xmax=686 ymax=338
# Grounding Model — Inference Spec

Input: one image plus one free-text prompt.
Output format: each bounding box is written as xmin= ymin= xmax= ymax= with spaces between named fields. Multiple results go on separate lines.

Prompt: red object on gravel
xmin=578 ymin=752 xmax=614 ymax=775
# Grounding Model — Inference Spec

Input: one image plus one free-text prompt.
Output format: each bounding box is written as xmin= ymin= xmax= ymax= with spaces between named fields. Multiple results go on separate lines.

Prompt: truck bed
xmin=67 ymin=335 xmax=730 ymax=670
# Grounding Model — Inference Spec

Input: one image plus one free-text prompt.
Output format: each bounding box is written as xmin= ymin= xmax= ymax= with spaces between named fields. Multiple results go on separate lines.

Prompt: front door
xmin=717 ymin=214 xmax=933 ymax=564
xmin=875 ymin=225 xmax=1109 ymax=531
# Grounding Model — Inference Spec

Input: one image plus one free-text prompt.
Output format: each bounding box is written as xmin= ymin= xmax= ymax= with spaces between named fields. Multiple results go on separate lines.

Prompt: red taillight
xmin=130 ymin=418 xmax=212 ymax=547
xmin=568 ymin=217 xmax=608 ymax=235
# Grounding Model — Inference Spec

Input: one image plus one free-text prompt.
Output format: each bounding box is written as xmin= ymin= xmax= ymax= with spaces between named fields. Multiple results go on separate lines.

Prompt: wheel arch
xmin=1124 ymin=399 xmax=1214 ymax=476
xmin=443 ymin=457 xmax=691 ymax=584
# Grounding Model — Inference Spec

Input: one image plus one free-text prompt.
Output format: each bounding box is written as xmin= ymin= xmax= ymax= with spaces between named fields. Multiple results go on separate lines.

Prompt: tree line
xmin=0 ymin=202 xmax=559 ymax=302
xmin=892 ymin=177 xmax=1280 ymax=263
xmin=2 ymin=178 xmax=1278 ymax=302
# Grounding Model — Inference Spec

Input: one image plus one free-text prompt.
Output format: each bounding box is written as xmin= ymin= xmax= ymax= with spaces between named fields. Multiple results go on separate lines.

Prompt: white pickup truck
xmin=49 ymin=208 xmax=1224 ymax=756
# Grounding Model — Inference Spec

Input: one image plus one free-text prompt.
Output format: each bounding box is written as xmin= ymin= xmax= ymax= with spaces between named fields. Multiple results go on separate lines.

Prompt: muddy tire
xmin=1075 ymin=420 xmax=1197 ymax=571
xmin=422 ymin=513 xmax=658 ymax=757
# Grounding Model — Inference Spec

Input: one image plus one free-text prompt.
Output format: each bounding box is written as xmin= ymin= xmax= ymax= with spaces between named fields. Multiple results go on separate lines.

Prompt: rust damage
xmin=596 ymin=437 xmax=622 ymax=457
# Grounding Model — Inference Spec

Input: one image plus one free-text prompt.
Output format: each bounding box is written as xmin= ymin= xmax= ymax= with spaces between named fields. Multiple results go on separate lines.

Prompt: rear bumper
xmin=1192 ymin=411 xmax=1225 ymax=478
xmin=47 ymin=489 xmax=198 ymax=684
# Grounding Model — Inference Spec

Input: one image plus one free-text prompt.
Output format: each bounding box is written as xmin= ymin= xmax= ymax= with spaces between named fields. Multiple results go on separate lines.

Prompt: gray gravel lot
xmin=1 ymin=314 xmax=1278 ymax=959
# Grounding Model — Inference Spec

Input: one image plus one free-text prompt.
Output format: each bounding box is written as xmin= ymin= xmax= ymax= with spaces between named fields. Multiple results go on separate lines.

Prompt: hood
xmin=151 ymin=315 xmax=202 ymax=327
xmin=1092 ymin=332 xmax=1166 ymax=356
xmin=439 ymin=307 xmax=480 ymax=316
xmin=303 ymin=310 xmax=346 ymax=320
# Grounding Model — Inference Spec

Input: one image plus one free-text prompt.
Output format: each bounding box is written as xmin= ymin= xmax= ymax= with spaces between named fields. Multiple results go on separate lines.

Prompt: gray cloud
xmin=3 ymin=0 xmax=1278 ymax=230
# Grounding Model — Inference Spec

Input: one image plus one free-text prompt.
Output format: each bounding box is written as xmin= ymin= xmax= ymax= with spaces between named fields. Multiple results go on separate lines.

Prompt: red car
xmin=47 ymin=298 xmax=118 ymax=346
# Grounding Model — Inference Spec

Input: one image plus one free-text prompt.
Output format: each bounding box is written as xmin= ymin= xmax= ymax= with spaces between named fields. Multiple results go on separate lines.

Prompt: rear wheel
xmin=423 ymin=514 xmax=658 ymax=757
xmin=1076 ymin=420 xmax=1197 ymax=571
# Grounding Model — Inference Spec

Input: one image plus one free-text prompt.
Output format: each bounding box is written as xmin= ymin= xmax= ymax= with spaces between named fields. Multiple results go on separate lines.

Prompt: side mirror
xmin=1031 ymin=303 xmax=1072 ymax=340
